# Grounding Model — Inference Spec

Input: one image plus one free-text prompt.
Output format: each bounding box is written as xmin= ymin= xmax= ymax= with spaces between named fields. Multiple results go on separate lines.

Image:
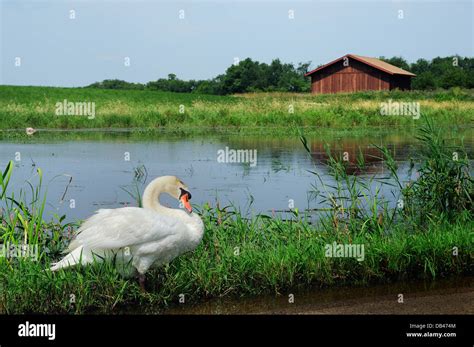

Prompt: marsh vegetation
xmin=0 ymin=118 xmax=472 ymax=313
xmin=1 ymin=86 xmax=473 ymax=130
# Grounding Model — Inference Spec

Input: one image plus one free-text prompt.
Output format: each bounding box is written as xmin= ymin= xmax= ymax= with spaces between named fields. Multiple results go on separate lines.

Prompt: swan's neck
xmin=142 ymin=177 xmax=185 ymax=219
xmin=142 ymin=177 xmax=204 ymax=243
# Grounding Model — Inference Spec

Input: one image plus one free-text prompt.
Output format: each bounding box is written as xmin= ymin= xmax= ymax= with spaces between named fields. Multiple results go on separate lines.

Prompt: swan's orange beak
xmin=180 ymin=193 xmax=192 ymax=213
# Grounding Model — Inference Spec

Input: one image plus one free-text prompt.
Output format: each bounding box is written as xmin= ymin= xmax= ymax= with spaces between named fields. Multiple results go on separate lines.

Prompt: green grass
xmin=1 ymin=85 xmax=473 ymax=130
xmin=1 ymin=207 xmax=472 ymax=314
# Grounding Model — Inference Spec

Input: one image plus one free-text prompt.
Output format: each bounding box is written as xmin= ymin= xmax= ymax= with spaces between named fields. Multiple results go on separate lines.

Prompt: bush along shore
xmin=0 ymin=86 xmax=474 ymax=131
xmin=0 ymin=117 xmax=472 ymax=314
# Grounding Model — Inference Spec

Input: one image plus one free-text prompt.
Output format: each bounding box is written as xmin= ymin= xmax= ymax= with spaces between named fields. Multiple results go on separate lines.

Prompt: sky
xmin=1 ymin=0 xmax=473 ymax=87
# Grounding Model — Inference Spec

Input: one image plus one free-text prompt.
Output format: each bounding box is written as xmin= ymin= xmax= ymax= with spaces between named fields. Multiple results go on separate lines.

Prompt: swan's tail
xmin=50 ymin=246 xmax=94 ymax=271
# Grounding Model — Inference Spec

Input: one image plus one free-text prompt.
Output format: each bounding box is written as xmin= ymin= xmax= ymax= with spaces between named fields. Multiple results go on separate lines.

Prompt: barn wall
xmin=310 ymin=59 xmax=394 ymax=94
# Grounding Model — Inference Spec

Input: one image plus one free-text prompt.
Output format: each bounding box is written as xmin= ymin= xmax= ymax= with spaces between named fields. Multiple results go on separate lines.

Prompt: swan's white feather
xmin=51 ymin=206 xmax=204 ymax=274
xmin=67 ymin=207 xmax=184 ymax=251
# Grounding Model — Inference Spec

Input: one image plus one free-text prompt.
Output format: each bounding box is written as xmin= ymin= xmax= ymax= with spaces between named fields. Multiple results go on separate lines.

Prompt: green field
xmin=1 ymin=85 xmax=473 ymax=131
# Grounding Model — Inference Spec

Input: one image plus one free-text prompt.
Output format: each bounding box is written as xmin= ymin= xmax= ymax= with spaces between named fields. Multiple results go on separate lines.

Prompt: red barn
xmin=305 ymin=54 xmax=416 ymax=94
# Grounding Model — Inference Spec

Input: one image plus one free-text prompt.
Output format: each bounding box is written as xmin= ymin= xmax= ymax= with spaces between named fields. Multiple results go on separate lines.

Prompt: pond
xmin=0 ymin=127 xmax=472 ymax=222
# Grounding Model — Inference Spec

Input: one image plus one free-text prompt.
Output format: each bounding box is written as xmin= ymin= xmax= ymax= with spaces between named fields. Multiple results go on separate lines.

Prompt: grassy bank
xmin=0 ymin=117 xmax=472 ymax=314
xmin=1 ymin=86 xmax=473 ymax=130
xmin=1 ymin=214 xmax=471 ymax=314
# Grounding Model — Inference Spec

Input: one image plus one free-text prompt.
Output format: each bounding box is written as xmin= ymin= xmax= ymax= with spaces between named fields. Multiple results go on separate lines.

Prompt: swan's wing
xmin=67 ymin=207 xmax=184 ymax=251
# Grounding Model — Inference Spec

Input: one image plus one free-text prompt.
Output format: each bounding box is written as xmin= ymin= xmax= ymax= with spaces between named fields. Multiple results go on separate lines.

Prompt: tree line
xmin=380 ymin=56 xmax=474 ymax=90
xmin=87 ymin=56 xmax=474 ymax=94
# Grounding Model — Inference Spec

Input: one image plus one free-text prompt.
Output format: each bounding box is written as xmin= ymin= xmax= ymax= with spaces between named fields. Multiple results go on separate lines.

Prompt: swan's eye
xmin=179 ymin=188 xmax=192 ymax=200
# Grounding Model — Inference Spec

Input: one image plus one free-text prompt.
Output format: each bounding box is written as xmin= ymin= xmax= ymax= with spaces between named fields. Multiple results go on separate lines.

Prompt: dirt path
xmin=164 ymin=276 xmax=474 ymax=315
xmin=263 ymin=286 xmax=474 ymax=315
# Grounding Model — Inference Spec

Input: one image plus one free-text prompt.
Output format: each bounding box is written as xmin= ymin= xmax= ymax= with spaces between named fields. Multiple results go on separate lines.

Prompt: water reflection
xmin=310 ymin=141 xmax=415 ymax=175
xmin=160 ymin=276 xmax=474 ymax=315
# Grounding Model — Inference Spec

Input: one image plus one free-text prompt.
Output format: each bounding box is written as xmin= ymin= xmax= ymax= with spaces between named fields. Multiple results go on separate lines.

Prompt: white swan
xmin=25 ymin=127 xmax=37 ymax=136
xmin=50 ymin=176 xmax=204 ymax=290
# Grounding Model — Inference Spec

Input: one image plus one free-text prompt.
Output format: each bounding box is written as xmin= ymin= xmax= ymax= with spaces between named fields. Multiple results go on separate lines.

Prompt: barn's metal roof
xmin=305 ymin=54 xmax=416 ymax=77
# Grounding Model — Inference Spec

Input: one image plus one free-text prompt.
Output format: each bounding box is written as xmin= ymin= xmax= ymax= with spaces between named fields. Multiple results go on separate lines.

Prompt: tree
xmin=410 ymin=58 xmax=430 ymax=75
xmin=87 ymin=79 xmax=144 ymax=90
xmin=221 ymin=58 xmax=267 ymax=93
xmin=380 ymin=56 xmax=410 ymax=71
xmin=440 ymin=68 xmax=468 ymax=89
xmin=412 ymin=72 xmax=437 ymax=90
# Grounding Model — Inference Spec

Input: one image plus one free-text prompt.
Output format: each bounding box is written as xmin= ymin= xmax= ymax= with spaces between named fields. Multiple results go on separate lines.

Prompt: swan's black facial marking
xmin=179 ymin=188 xmax=192 ymax=200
